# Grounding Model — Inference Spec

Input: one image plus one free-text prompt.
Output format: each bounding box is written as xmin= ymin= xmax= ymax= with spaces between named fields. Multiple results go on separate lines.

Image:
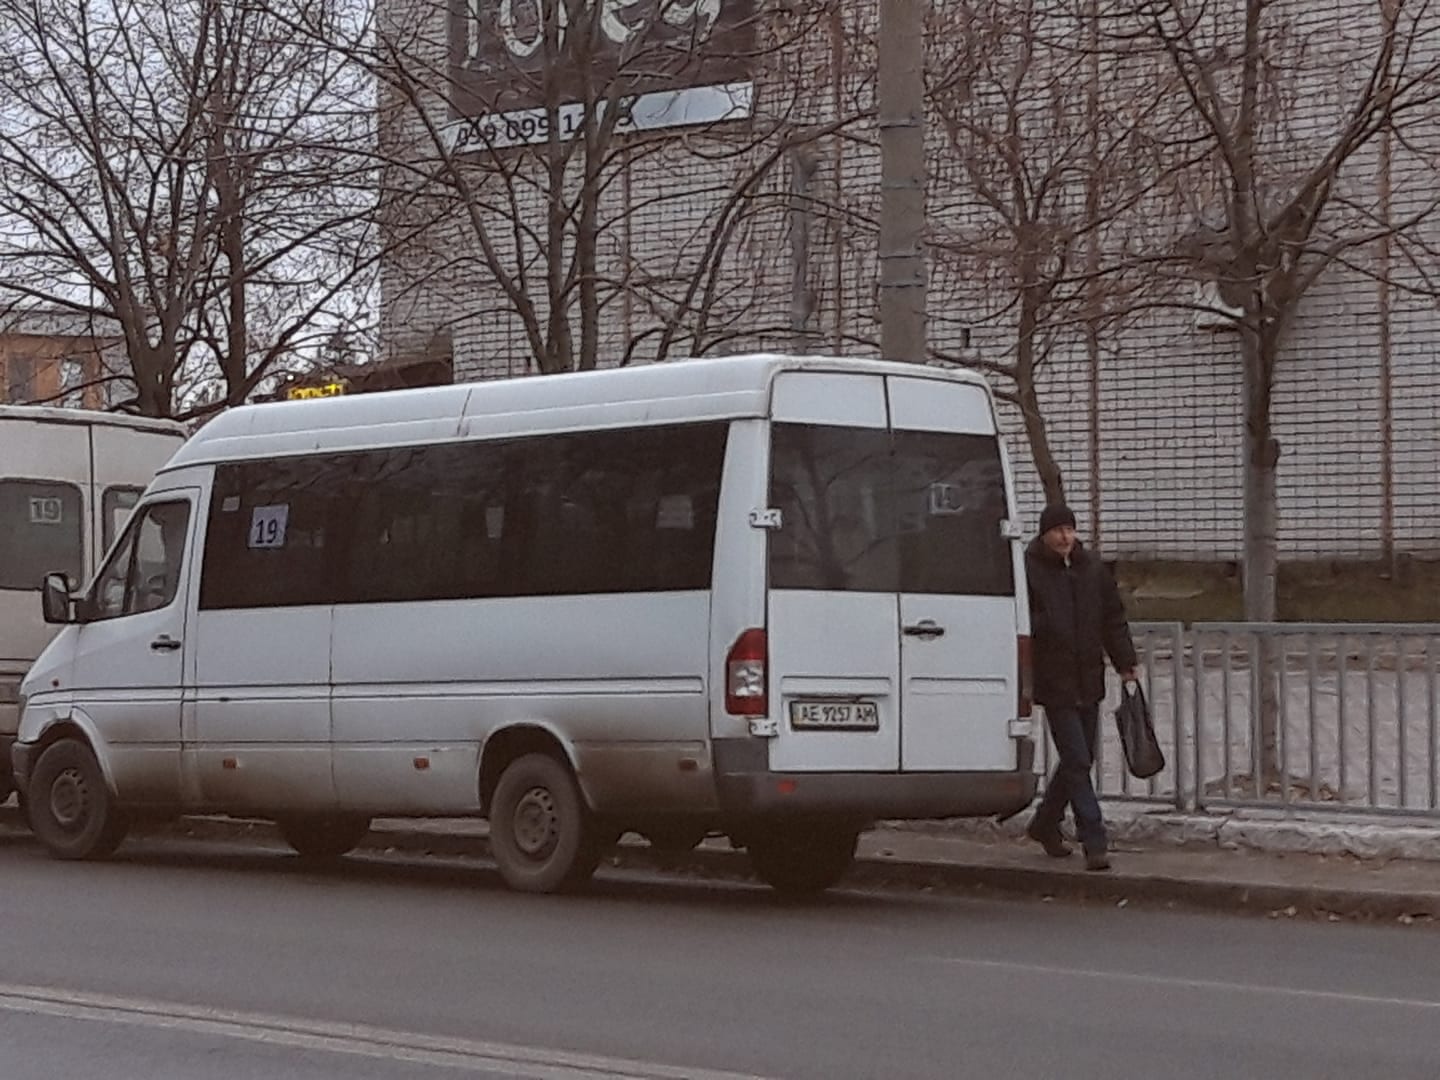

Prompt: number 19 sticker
xmin=248 ymin=504 xmax=289 ymax=549
xmin=28 ymin=497 xmax=63 ymax=525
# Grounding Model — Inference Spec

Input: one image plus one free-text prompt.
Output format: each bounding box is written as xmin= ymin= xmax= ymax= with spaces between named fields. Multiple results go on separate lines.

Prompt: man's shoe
xmin=1025 ymin=820 xmax=1073 ymax=858
xmin=1084 ymin=850 xmax=1111 ymax=872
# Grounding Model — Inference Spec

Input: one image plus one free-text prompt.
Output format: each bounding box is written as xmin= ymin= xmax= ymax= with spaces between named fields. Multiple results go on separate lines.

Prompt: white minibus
xmin=0 ymin=406 xmax=187 ymax=802
xmin=15 ymin=356 xmax=1036 ymax=894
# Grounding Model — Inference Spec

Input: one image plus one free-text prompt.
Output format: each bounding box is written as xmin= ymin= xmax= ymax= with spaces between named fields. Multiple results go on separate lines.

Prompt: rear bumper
xmin=714 ymin=737 xmax=1037 ymax=820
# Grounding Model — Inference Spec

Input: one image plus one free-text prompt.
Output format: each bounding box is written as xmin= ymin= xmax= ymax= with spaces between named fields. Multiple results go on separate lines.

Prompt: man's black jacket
xmin=1024 ymin=538 xmax=1138 ymax=708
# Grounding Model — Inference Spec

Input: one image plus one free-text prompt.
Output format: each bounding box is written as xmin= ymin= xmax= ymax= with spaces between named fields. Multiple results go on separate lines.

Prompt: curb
xmin=896 ymin=807 xmax=1440 ymax=864
xmin=5 ymin=806 xmax=1436 ymax=921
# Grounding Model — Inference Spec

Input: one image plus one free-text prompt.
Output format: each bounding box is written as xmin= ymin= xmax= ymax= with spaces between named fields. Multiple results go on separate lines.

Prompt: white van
xmin=0 ymin=406 xmax=187 ymax=802
xmin=14 ymin=356 xmax=1035 ymax=894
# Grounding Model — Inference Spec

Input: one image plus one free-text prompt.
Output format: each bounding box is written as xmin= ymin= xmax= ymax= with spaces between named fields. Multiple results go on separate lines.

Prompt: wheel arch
xmin=477 ymin=723 xmax=589 ymax=816
xmin=27 ymin=711 xmax=118 ymax=799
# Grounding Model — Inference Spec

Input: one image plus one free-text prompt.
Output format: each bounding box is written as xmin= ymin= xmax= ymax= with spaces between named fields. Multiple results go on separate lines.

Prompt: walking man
xmin=1024 ymin=503 xmax=1138 ymax=872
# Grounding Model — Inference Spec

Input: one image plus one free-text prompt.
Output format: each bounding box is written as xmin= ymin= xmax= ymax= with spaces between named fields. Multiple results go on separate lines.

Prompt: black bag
xmin=1114 ymin=681 xmax=1165 ymax=779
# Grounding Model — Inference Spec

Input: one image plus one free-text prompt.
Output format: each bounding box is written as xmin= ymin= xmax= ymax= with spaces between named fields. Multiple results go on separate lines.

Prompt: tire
xmin=276 ymin=815 xmax=371 ymax=860
xmin=489 ymin=753 xmax=600 ymax=894
xmin=27 ymin=738 xmax=130 ymax=860
xmin=748 ymin=824 xmax=859 ymax=896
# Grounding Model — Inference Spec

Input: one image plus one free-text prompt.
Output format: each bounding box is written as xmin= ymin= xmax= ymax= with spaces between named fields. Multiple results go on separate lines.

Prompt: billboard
xmin=447 ymin=0 xmax=756 ymax=147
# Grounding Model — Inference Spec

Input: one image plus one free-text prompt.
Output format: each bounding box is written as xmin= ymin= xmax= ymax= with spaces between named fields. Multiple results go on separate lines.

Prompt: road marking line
xmin=0 ymin=982 xmax=770 ymax=1080
xmin=932 ymin=956 xmax=1440 ymax=1012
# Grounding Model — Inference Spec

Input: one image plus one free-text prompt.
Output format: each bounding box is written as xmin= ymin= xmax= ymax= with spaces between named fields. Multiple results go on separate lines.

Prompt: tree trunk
xmin=1241 ymin=325 xmax=1282 ymax=783
xmin=1016 ymin=286 xmax=1065 ymax=504
xmin=1019 ymin=388 xmax=1065 ymax=504
xmin=130 ymin=345 xmax=172 ymax=417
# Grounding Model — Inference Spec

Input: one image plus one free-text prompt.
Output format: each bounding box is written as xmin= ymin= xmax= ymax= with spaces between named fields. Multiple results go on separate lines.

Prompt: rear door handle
xmin=150 ymin=636 xmax=182 ymax=652
xmin=903 ymin=620 xmax=945 ymax=639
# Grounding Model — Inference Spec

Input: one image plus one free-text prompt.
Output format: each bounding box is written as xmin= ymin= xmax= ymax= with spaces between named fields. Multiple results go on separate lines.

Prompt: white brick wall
xmin=379 ymin=0 xmax=1440 ymax=561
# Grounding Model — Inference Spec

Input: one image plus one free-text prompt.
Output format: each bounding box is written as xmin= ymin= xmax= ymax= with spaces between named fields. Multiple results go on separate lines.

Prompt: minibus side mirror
xmin=41 ymin=572 xmax=76 ymax=625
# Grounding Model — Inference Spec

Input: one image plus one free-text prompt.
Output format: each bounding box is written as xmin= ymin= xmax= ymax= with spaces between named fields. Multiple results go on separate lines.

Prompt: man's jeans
xmin=1032 ymin=704 xmax=1107 ymax=854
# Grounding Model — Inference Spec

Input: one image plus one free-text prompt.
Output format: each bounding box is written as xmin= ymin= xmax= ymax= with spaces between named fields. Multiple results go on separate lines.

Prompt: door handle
xmin=903 ymin=620 xmax=946 ymax=639
xmin=150 ymin=636 xmax=182 ymax=652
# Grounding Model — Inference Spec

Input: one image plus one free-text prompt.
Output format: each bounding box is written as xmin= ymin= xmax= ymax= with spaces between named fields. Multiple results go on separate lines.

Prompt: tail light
xmin=1017 ymin=634 xmax=1033 ymax=719
xmin=726 ymin=628 xmax=768 ymax=716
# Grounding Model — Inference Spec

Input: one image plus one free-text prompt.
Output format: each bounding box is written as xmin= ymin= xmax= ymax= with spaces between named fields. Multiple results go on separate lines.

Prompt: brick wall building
xmin=378 ymin=0 xmax=1440 ymax=561
xmin=0 ymin=307 xmax=125 ymax=411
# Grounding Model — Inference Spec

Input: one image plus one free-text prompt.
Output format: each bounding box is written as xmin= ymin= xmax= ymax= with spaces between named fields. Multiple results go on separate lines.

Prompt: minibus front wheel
xmin=489 ymin=752 xmax=602 ymax=894
xmin=27 ymin=738 xmax=130 ymax=861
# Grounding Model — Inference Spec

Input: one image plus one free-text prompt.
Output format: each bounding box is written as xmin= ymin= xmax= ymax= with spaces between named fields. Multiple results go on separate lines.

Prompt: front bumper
xmin=8 ymin=737 xmax=29 ymax=793
xmin=714 ymin=737 xmax=1037 ymax=820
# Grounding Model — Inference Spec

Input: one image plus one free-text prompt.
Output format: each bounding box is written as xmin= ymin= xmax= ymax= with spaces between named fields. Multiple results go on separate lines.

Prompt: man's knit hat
xmin=1038 ymin=503 xmax=1077 ymax=537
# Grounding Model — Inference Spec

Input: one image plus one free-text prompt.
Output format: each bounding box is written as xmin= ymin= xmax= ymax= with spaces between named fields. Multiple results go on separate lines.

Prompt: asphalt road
xmin=1 ymin=831 xmax=1438 ymax=1080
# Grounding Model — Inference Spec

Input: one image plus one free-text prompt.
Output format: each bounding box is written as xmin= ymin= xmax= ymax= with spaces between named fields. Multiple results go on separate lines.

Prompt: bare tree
xmin=0 ymin=0 xmax=378 ymax=418
xmin=1130 ymin=0 xmax=1440 ymax=783
xmin=1136 ymin=0 xmax=1440 ymax=624
xmin=366 ymin=0 xmax=864 ymax=376
xmin=927 ymin=0 xmax=1188 ymax=506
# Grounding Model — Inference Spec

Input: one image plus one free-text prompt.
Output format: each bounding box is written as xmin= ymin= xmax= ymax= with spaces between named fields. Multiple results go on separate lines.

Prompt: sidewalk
xmin=187 ymin=810 xmax=1440 ymax=921
xmin=5 ymin=804 xmax=1439 ymax=920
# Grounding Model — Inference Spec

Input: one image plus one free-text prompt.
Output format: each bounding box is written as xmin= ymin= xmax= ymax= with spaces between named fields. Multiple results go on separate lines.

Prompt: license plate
xmin=789 ymin=700 xmax=880 ymax=731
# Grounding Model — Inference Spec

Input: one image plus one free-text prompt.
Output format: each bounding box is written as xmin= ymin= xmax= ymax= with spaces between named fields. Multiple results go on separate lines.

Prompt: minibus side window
xmin=200 ymin=456 xmax=352 ymax=610
xmin=507 ymin=424 xmax=727 ymax=596
xmin=199 ymin=423 xmax=728 ymax=609
xmin=89 ymin=500 xmax=191 ymax=620
xmin=342 ymin=443 xmax=507 ymax=604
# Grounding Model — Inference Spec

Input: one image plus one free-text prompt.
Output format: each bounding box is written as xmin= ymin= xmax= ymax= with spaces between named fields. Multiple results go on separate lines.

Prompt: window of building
xmin=58 ymin=356 xmax=85 ymax=408
xmin=5 ymin=354 xmax=36 ymax=404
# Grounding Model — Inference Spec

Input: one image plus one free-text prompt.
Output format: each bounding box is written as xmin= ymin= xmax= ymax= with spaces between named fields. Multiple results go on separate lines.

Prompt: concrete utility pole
xmin=877 ymin=0 xmax=927 ymax=364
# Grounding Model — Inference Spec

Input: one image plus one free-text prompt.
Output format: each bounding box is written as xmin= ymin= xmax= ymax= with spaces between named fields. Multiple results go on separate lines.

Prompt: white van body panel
xmin=70 ymin=487 xmax=199 ymax=803
xmin=765 ymin=371 xmax=901 ymax=773
xmin=705 ymin=419 xmax=770 ymax=744
xmin=0 ymin=421 xmax=91 ymax=674
xmin=191 ymin=605 xmax=336 ymax=811
xmin=888 ymin=376 xmax=1018 ymax=772
xmin=764 ymin=370 xmax=1022 ymax=776
xmin=17 ymin=356 xmax=1035 ymax=830
xmin=328 ymin=591 xmax=714 ymax=815
xmin=0 ymin=407 xmax=185 ymax=789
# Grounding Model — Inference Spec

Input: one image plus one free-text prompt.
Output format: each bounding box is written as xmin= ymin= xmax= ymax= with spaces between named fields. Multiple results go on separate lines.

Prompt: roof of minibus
xmin=0 ymin=404 xmax=188 ymax=438
xmin=162 ymin=354 xmax=995 ymax=470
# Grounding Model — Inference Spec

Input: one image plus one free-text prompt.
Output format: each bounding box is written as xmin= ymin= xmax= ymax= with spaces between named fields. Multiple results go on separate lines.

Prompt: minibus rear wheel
xmin=489 ymin=753 xmax=601 ymax=893
xmin=27 ymin=738 xmax=130 ymax=860
xmin=747 ymin=824 xmax=859 ymax=896
xmin=277 ymin=815 xmax=372 ymax=860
